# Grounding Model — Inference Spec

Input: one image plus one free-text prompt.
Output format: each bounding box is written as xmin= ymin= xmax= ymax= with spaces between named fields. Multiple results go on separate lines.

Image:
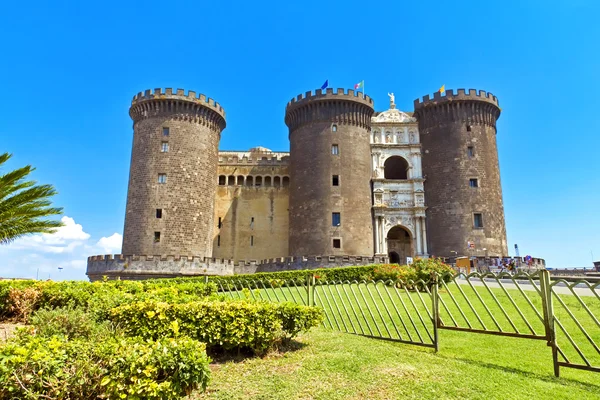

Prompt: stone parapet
xmin=86 ymin=254 xmax=389 ymax=281
xmin=86 ymin=254 xmax=235 ymax=281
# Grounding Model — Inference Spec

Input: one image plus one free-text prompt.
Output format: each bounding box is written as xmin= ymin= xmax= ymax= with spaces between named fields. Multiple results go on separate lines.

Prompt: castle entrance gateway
xmin=387 ymin=225 xmax=412 ymax=264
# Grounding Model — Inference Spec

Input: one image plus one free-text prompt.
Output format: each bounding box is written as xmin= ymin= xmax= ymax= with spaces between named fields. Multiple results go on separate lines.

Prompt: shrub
xmin=206 ymin=265 xmax=378 ymax=287
xmin=29 ymin=306 xmax=113 ymax=340
xmin=110 ymin=299 xmax=324 ymax=355
xmin=0 ymin=334 xmax=211 ymax=399
xmin=0 ymin=279 xmax=218 ymax=322
xmin=371 ymin=258 xmax=454 ymax=286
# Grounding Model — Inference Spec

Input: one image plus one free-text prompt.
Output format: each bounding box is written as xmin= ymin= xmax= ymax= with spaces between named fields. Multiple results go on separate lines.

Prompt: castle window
xmin=250 ymin=236 xmax=254 ymax=246
xmin=333 ymin=238 xmax=341 ymax=249
xmin=274 ymin=176 xmax=281 ymax=187
xmin=228 ymin=175 xmax=235 ymax=185
xmin=332 ymin=175 xmax=339 ymax=186
xmin=474 ymin=213 xmax=484 ymax=228
xmin=237 ymin=176 xmax=244 ymax=185
xmin=331 ymin=144 xmax=339 ymax=155
xmin=332 ymin=124 xmax=337 ymax=132
xmin=251 ymin=217 xmax=254 ymax=228
xmin=246 ymin=176 xmax=254 ymax=186
xmin=384 ymin=156 xmax=409 ymax=180
xmin=255 ymin=176 xmax=262 ymax=187
xmin=469 ymin=178 xmax=479 ymax=188
xmin=162 ymin=127 xmax=170 ymax=136
xmin=468 ymin=146 xmax=475 ymax=158
xmin=154 ymin=232 xmax=161 ymax=243
xmin=332 ymin=212 xmax=341 ymax=227
xmin=217 ymin=235 xmax=221 ymax=247
xmin=218 ymin=217 xmax=222 ymax=228
xmin=158 ymin=174 xmax=167 ymax=184
xmin=467 ymin=125 xmax=472 ymax=132
xmin=282 ymin=176 xmax=290 ymax=187
xmin=161 ymin=142 xmax=169 ymax=152
xmin=219 ymin=175 xmax=226 ymax=185
xmin=156 ymin=209 xmax=162 ymax=218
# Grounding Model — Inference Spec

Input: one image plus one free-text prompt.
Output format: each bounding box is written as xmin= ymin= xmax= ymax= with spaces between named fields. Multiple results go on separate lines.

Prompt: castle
xmin=87 ymin=87 xmax=544 ymax=281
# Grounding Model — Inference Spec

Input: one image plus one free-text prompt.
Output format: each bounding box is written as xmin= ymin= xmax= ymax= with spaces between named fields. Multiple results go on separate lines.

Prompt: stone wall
xmin=213 ymin=157 xmax=290 ymax=262
xmin=122 ymin=88 xmax=226 ymax=258
xmin=285 ymin=88 xmax=375 ymax=257
xmin=414 ymin=89 xmax=508 ymax=258
xmin=86 ymin=254 xmax=235 ymax=281
xmin=86 ymin=254 xmax=389 ymax=281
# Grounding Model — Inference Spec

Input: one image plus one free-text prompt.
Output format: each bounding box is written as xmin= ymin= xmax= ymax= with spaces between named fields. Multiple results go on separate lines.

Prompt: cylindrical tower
xmin=122 ymin=88 xmax=226 ymax=257
xmin=413 ymin=89 xmax=507 ymax=257
xmin=285 ymin=88 xmax=374 ymax=256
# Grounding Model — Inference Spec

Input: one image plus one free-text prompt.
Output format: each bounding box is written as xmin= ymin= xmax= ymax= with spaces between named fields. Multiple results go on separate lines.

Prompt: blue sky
xmin=0 ymin=0 xmax=598 ymax=280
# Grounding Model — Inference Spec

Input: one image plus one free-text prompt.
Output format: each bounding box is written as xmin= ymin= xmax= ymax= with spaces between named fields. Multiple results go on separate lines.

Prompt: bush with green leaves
xmin=110 ymin=299 xmax=324 ymax=355
xmin=29 ymin=306 xmax=114 ymax=340
xmin=0 ymin=334 xmax=211 ymax=400
xmin=0 ymin=279 xmax=218 ymax=322
xmin=371 ymin=259 xmax=454 ymax=285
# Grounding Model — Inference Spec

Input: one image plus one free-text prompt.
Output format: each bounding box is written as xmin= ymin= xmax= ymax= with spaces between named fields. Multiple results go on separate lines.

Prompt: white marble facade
xmin=371 ymin=94 xmax=428 ymax=263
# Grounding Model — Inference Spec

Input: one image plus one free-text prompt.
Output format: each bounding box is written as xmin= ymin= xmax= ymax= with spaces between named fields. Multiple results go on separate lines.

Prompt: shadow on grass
xmin=208 ymin=338 xmax=308 ymax=364
xmin=436 ymin=353 xmax=600 ymax=394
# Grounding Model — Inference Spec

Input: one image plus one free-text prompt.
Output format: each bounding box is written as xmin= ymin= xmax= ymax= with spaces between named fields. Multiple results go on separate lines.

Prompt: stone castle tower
xmin=413 ymin=89 xmax=508 ymax=257
xmin=285 ymin=89 xmax=375 ymax=256
xmin=87 ymin=86 xmax=542 ymax=282
xmin=122 ymin=88 xmax=226 ymax=257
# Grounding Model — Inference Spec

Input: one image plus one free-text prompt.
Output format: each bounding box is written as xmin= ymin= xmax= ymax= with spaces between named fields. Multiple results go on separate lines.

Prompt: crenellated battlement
xmin=285 ymin=88 xmax=375 ymax=131
xmin=413 ymin=88 xmax=501 ymax=128
xmin=286 ymin=88 xmax=373 ymax=109
xmin=132 ymin=88 xmax=225 ymax=116
xmin=86 ymin=253 xmax=388 ymax=281
xmin=129 ymin=88 xmax=226 ymax=130
xmin=414 ymin=89 xmax=499 ymax=110
xmin=218 ymin=151 xmax=290 ymax=165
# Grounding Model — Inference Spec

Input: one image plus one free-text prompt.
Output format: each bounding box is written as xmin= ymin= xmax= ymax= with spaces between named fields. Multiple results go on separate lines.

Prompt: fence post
xmin=540 ymin=269 xmax=559 ymax=377
xmin=432 ymin=274 xmax=440 ymax=352
xmin=306 ymin=274 xmax=311 ymax=306
xmin=204 ymin=275 xmax=209 ymax=284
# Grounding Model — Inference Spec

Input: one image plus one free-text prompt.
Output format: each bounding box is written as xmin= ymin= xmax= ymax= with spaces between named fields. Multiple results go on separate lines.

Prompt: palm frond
xmin=0 ymin=153 xmax=63 ymax=244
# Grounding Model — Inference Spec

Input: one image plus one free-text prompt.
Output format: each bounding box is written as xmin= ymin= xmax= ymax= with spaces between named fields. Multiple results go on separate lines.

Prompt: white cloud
xmin=0 ymin=215 xmax=120 ymax=281
xmin=96 ymin=233 xmax=122 ymax=254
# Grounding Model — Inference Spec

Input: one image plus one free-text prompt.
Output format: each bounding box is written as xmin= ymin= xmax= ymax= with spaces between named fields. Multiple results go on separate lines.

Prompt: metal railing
xmin=213 ymin=270 xmax=600 ymax=377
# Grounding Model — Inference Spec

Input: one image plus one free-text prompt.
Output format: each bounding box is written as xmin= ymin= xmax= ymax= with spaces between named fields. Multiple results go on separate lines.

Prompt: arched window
xmin=228 ymin=175 xmax=235 ymax=185
xmin=264 ymin=176 xmax=272 ymax=187
xmin=332 ymin=124 xmax=337 ymax=132
xmin=384 ymin=156 xmax=409 ymax=180
xmin=246 ymin=176 xmax=253 ymax=186
xmin=255 ymin=176 xmax=263 ymax=187
xmin=282 ymin=176 xmax=290 ymax=187
xmin=218 ymin=175 xmax=226 ymax=185
xmin=237 ymin=176 xmax=244 ymax=186
xmin=274 ymin=176 xmax=281 ymax=187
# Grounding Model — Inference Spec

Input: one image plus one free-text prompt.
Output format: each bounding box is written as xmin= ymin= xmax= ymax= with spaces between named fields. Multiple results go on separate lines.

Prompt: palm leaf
xmin=0 ymin=153 xmax=63 ymax=244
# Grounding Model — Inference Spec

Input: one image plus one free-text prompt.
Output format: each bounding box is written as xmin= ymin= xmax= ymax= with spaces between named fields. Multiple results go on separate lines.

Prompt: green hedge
xmin=109 ymin=300 xmax=324 ymax=355
xmin=0 ymin=335 xmax=211 ymax=400
xmin=204 ymin=259 xmax=454 ymax=287
xmin=0 ymin=279 xmax=217 ymax=322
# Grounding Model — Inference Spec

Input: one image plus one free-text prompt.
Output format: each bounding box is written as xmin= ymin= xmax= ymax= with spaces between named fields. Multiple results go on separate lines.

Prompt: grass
xmin=191 ymin=327 xmax=600 ymax=400
xmin=200 ymin=277 xmax=600 ymax=399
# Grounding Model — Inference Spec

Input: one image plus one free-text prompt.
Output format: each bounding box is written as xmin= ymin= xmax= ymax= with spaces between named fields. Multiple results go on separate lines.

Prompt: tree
xmin=0 ymin=153 xmax=63 ymax=244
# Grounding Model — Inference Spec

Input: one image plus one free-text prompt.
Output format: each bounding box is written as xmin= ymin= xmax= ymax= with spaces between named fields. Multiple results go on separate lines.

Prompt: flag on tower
xmin=439 ymin=84 xmax=445 ymax=93
xmin=354 ymin=80 xmax=364 ymax=90
xmin=320 ymin=80 xmax=329 ymax=90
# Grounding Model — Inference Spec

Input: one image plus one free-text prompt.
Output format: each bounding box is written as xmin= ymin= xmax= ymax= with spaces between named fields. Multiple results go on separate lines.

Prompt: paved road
xmin=455 ymin=277 xmax=598 ymax=297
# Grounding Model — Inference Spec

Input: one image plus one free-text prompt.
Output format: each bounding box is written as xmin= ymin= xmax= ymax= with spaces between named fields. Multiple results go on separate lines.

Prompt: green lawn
xmin=203 ymin=278 xmax=600 ymax=399
xmin=191 ymin=327 xmax=600 ymax=400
